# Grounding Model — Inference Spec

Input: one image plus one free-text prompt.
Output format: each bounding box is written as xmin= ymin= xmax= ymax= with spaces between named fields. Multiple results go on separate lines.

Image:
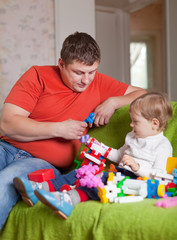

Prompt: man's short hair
xmin=60 ymin=32 xmax=101 ymax=66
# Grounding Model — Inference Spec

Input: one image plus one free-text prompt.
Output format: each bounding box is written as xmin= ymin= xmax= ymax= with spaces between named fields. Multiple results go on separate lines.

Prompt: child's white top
xmin=107 ymin=131 xmax=172 ymax=178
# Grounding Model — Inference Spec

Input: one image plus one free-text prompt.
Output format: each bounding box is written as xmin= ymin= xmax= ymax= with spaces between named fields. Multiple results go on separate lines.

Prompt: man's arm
xmin=93 ymin=85 xmax=146 ymax=127
xmin=0 ymin=103 xmax=87 ymax=142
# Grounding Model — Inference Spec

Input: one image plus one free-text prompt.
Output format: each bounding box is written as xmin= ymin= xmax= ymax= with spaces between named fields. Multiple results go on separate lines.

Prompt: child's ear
xmin=152 ymin=118 xmax=160 ymax=130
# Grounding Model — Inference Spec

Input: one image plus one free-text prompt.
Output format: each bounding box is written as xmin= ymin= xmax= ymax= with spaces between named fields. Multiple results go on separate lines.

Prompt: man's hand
xmin=121 ymin=154 xmax=140 ymax=172
xmin=93 ymin=97 xmax=116 ymax=127
xmin=55 ymin=119 xmax=88 ymax=140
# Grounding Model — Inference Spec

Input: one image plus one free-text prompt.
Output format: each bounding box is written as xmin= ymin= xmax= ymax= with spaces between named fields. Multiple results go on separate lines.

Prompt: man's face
xmin=58 ymin=59 xmax=99 ymax=92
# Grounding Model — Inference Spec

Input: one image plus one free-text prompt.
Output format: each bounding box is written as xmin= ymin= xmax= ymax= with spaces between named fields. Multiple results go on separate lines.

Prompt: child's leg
xmin=13 ymin=169 xmax=77 ymax=206
xmin=13 ymin=177 xmax=55 ymax=206
xmin=34 ymin=188 xmax=89 ymax=219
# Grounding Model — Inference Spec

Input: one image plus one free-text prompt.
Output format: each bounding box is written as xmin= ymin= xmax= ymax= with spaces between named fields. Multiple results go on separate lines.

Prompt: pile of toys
xmin=77 ymin=134 xmax=177 ymax=208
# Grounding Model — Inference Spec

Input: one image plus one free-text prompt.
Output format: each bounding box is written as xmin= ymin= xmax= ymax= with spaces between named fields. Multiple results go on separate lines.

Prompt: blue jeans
xmin=0 ymin=140 xmax=61 ymax=230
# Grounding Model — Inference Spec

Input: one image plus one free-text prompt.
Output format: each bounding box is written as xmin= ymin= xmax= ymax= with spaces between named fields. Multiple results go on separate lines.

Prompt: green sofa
xmin=1 ymin=103 xmax=177 ymax=240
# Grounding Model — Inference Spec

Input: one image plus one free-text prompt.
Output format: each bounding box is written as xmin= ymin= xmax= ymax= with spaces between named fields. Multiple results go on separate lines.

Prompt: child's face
xmin=129 ymin=111 xmax=159 ymax=138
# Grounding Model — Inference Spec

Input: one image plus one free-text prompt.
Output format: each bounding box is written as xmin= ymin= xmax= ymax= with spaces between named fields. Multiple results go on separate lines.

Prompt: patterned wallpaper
xmin=0 ymin=0 xmax=55 ymax=113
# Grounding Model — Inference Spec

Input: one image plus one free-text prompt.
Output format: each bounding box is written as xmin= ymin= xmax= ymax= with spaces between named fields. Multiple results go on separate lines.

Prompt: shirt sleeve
xmin=107 ymin=144 xmax=128 ymax=164
xmin=95 ymin=72 xmax=129 ymax=103
xmin=135 ymin=142 xmax=173 ymax=178
xmin=5 ymin=66 xmax=43 ymax=113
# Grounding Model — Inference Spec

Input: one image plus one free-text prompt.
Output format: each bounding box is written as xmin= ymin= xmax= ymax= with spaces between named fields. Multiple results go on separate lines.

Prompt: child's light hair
xmin=129 ymin=92 xmax=173 ymax=130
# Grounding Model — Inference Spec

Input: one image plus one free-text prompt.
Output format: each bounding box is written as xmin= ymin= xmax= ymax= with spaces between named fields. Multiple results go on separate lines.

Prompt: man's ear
xmin=58 ymin=58 xmax=65 ymax=69
xmin=152 ymin=118 xmax=160 ymax=130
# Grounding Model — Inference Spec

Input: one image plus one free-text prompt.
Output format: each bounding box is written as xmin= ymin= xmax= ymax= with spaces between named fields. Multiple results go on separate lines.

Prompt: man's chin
xmin=76 ymin=86 xmax=87 ymax=92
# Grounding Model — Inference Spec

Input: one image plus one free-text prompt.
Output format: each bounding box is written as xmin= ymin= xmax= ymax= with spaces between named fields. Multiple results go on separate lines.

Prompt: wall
xmin=130 ymin=1 xmax=164 ymax=92
xmin=0 ymin=0 xmax=55 ymax=113
xmin=55 ymin=0 xmax=95 ymax=62
xmin=165 ymin=0 xmax=177 ymax=101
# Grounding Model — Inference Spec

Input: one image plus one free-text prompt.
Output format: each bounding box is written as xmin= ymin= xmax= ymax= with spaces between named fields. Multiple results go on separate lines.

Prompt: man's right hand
xmin=55 ymin=119 xmax=88 ymax=140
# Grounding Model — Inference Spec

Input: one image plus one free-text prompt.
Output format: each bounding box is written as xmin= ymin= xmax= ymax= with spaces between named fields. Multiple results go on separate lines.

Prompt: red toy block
xmin=28 ymin=169 xmax=55 ymax=182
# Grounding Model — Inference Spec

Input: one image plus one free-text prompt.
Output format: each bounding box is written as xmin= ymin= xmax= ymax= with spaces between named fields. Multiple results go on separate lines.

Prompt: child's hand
xmin=121 ymin=154 xmax=140 ymax=172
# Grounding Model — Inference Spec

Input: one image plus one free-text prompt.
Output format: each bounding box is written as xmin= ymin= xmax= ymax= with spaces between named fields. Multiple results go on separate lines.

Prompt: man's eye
xmin=75 ymin=72 xmax=82 ymax=75
xmin=89 ymin=71 xmax=95 ymax=75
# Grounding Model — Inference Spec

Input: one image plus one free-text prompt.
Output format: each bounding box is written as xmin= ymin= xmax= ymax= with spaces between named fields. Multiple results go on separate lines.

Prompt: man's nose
xmin=82 ymin=74 xmax=90 ymax=84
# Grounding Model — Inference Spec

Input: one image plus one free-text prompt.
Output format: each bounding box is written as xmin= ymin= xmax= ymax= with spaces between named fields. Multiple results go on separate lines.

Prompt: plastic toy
xmin=117 ymin=176 xmax=129 ymax=197
xmin=97 ymin=172 xmax=127 ymax=203
xmin=104 ymin=181 xmax=121 ymax=202
xmin=115 ymin=196 xmax=144 ymax=203
xmin=166 ymin=157 xmax=177 ymax=174
xmin=85 ymin=137 xmax=112 ymax=159
xmin=172 ymin=168 xmax=177 ymax=184
xmin=80 ymin=134 xmax=90 ymax=143
xmin=147 ymin=179 xmax=166 ymax=199
xmin=28 ymin=169 xmax=55 ymax=182
xmin=151 ymin=169 xmax=173 ymax=185
xmin=84 ymin=112 xmax=95 ymax=124
xmin=76 ymin=164 xmax=104 ymax=189
xmin=122 ymin=179 xmax=147 ymax=198
xmin=155 ymin=196 xmax=177 ymax=208
xmin=107 ymin=163 xmax=117 ymax=172
xmin=80 ymin=147 xmax=106 ymax=168
xmin=97 ymin=186 xmax=109 ymax=203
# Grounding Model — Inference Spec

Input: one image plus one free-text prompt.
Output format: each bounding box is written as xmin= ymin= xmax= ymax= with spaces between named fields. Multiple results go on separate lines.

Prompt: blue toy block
xmin=172 ymin=168 xmax=177 ymax=178
xmin=84 ymin=112 xmax=95 ymax=124
xmin=173 ymin=178 xmax=177 ymax=185
xmin=147 ymin=179 xmax=160 ymax=199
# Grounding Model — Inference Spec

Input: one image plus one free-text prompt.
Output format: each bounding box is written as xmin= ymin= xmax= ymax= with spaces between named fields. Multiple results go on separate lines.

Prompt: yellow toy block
xmin=166 ymin=157 xmax=177 ymax=174
xmin=107 ymin=172 xmax=114 ymax=182
xmin=97 ymin=186 xmax=108 ymax=203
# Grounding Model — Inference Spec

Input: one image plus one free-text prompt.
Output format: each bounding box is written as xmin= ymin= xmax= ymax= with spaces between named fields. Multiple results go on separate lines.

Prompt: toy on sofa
xmin=79 ymin=136 xmax=109 ymax=168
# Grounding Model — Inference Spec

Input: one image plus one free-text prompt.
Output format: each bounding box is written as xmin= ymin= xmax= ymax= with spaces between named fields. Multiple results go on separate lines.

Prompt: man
xmin=0 ymin=32 xmax=146 ymax=229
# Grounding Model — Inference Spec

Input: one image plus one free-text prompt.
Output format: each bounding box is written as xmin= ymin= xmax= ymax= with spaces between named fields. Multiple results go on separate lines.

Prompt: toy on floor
xmin=79 ymin=135 xmax=112 ymax=168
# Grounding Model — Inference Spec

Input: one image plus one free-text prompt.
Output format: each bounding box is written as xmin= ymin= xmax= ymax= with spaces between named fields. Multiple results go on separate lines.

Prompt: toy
xmin=97 ymin=186 xmax=109 ymax=203
xmin=147 ymin=179 xmax=166 ymax=199
xmin=107 ymin=163 xmax=117 ymax=172
xmin=84 ymin=112 xmax=95 ymax=124
xmin=172 ymin=168 xmax=177 ymax=184
xmin=97 ymin=172 xmax=127 ymax=203
xmin=80 ymin=134 xmax=90 ymax=143
xmin=115 ymin=196 xmax=144 ymax=203
xmin=76 ymin=164 xmax=104 ymax=189
xmin=80 ymin=147 xmax=106 ymax=168
xmin=122 ymin=179 xmax=147 ymax=198
xmin=28 ymin=169 xmax=55 ymax=182
xmin=85 ymin=137 xmax=112 ymax=159
xmin=166 ymin=157 xmax=177 ymax=174
xmin=155 ymin=196 xmax=177 ymax=208
xmin=104 ymin=181 xmax=121 ymax=202
xmin=151 ymin=169 xmax=173 ymax=185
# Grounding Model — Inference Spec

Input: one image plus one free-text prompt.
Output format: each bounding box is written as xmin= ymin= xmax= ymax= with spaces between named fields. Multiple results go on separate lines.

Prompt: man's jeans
xmin=0 ymin=140 xmax=61 ymax=230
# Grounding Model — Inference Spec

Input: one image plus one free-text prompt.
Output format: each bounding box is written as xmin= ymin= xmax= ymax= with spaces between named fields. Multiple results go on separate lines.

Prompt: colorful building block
xmin=28 ymin=169 xmax=55 ymax=182
xmin=84 ymin=112 xmax=95 ymax=124
xmin=155 ymin=196 xmax=177 ymax=208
